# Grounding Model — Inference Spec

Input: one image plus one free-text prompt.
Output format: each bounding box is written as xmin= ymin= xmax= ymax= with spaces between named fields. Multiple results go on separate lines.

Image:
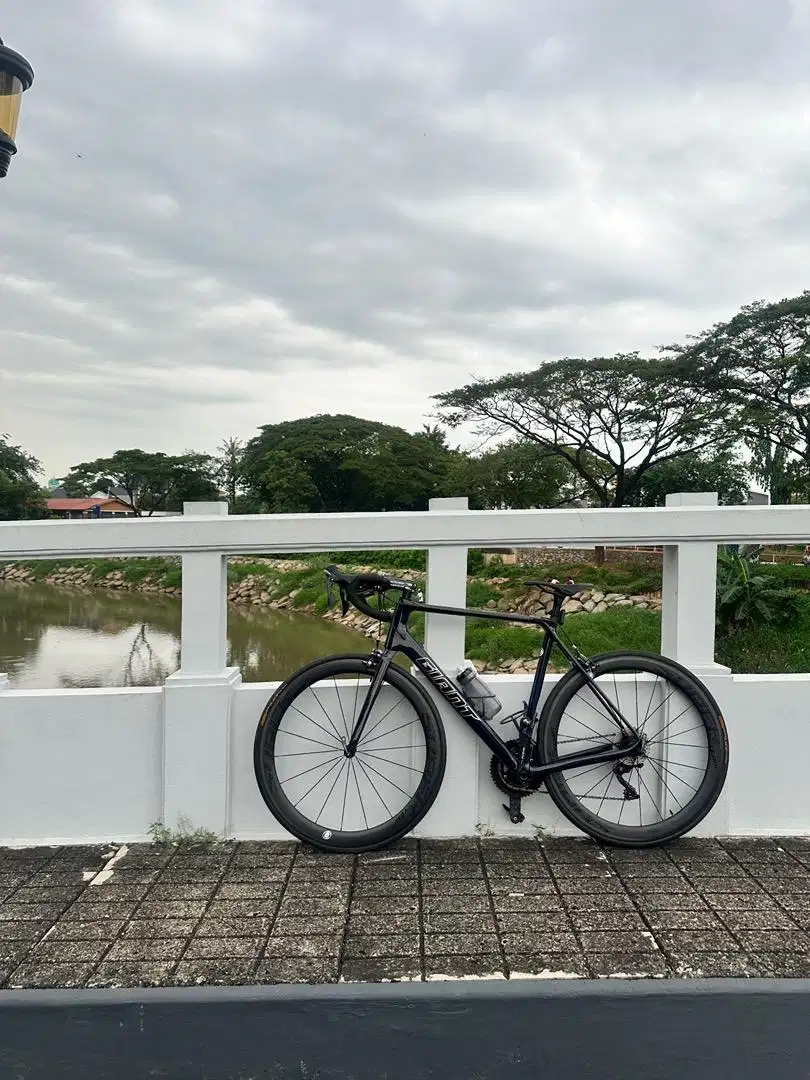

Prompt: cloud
xmin=1 ymin=0 xmax=810 ymax=478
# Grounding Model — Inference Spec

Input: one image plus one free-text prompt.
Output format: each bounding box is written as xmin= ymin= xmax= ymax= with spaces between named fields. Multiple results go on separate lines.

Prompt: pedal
xmin=503 ymin=796 xmax=525 ymax=825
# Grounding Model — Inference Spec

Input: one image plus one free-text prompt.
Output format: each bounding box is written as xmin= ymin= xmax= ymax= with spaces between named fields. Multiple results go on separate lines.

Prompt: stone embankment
xmin=0 ymin=562 xmax=660 ymax=674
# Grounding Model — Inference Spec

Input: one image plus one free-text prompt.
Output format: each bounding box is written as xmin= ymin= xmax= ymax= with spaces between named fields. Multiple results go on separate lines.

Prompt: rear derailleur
xmin=491 ymin=739 xmax=543 ymax=825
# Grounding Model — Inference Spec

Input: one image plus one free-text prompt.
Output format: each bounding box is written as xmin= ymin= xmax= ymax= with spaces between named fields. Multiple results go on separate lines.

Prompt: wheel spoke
xmin=645 ymin=755 xmax=687 ymax=812
xmin=277 ymin=727 xmax=340 ymax=751
xmin=339 ymin=758 xmax=352 ymax=830
xmin=317 ymin=757 xmax=349 ymax=822
xmin=354 ymin=756 xmax=393 ymax=816
xmin=361 ymin=716 xmax=421 ymax=747
xmin=307 ymin=688 xmax=347 ymax=745
xmin=356 ymin=757 xmax=414 ymax=801
xmin=284 ymin=754 xmax=343 ymax=786
xmin=560 ymin=710 xmax=609 ymax=742
xmin=358 ymin=750 xmax=422 ymax=773
xmin=288 ymin=704 xmax=343 ymax=747
xmin=293 ymin=756 xmax=344 ymax=810
xmin=351 ymin=759 xmax=369 ymax=830
xmin=332 ymin=676 xmax=350 ymax=741
xmin=358 ymin=696 xmax=407 ymax=745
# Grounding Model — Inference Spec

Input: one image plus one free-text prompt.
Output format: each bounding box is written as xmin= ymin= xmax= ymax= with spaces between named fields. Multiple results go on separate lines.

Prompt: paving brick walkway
xmin=1 ymin=837 xmax=809 ymax=988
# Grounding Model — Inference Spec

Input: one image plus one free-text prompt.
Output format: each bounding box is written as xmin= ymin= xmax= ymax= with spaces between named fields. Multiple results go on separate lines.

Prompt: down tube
xmin=393 ymin=628 xmax=517 ymax=765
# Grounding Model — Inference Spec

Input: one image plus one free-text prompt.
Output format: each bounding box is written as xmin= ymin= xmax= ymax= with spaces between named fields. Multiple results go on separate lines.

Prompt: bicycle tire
xmin=254 ymin=653 xmax=447 ymax=853
xmin=538 ymin=651 xmax=729 ymax=847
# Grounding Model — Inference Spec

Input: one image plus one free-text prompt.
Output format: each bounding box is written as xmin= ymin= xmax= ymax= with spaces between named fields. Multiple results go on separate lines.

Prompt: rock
xmin=633 ymin=601 xmax=649 ymax=609
xmin=583 ymin=599 xmax=596 ymax=612
xmin=593 ymin=601 xmax=608 ymax=613
xmin=613 ymin=598 xmax=633 ymax=607
xmin=603 ymin=593 xmax=623 ymax=603
xmin=591 ymin=590 xmax=605 ymax=603
xmin=259 ymin=592 xmax=269 ymax=602
xmin=562 ymin=599 xmax=583 ymax=613
xmin=486 ymin=599 xmax=497 ymax=609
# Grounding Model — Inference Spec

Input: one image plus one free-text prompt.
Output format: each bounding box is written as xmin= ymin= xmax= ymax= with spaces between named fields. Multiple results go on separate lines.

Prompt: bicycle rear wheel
xmin=539 ymin=652 xmax=729 ymax=847
xmin=254 ymin=654 xmax=446 ymax=853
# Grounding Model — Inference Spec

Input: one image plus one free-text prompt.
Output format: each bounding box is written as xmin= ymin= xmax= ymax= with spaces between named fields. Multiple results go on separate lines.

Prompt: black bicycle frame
xmin=346 ymin=596 xmax=642 ymax=778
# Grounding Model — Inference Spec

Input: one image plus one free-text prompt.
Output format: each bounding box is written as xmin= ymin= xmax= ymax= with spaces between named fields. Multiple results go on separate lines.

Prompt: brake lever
xmin=325 ymin=573 xmax=351 ymax=617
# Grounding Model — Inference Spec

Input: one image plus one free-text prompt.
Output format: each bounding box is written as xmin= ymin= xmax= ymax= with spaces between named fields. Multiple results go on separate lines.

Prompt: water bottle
xmin=456 ymin=660 xmax=502 ymax=722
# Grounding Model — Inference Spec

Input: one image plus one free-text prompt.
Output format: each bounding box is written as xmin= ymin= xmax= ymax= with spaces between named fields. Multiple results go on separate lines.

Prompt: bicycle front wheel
xmin=539 ymin=652 xmax=729 ymax=847
xmin=254 ymin=655 xmax=446 ymax=853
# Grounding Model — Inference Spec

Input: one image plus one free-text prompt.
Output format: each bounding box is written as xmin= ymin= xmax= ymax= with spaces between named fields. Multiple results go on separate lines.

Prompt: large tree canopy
xmin=0 ymin=434 xmax=45 ymax=521
xmin=62 ymin=449 xmax=219 ymax=516
xmin=448 ymin=438 xmax=583 ymax=510
xmin=626 ymin=450 xmax=750 ymax=507
xmin=434 ymin=353 xmax=730 ymax=507
xmin=671 ymin=291 xmax=810 ymax=502
xmin=242 ymin=414 xmax=459 ymax=513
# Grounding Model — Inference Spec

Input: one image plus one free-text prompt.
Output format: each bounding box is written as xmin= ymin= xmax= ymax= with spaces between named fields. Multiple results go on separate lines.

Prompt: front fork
xmin=345 ymin=650 xmax=393 ymax=754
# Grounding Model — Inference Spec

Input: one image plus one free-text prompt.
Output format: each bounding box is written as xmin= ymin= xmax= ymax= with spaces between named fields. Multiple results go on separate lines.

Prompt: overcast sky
xmin=2 ymin=0 xmax=809 ymax=481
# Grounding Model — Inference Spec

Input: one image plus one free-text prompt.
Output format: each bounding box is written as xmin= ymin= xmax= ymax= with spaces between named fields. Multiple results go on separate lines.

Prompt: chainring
xmin=490 ymin=740 xmax=544 ymax=797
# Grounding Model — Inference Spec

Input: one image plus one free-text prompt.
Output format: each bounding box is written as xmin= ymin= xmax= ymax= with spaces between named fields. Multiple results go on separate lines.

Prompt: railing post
xmin=163 ymin=502 xmax=241 ymax=837
xmin=425 ymin=497 xmax=468 ymax=668
xmin=661 ymin=492 xmax=724 ymax=673
xmin=421 ymin=496 xmax=479 ymax=836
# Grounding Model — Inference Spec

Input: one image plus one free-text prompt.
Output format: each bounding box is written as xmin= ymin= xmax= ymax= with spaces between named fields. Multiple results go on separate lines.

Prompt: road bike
xmin=254 ymin=566 xmax=729 ymax=853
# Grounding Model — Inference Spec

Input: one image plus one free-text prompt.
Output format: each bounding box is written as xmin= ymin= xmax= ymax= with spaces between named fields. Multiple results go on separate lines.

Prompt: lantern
xmin=0 ymin=35 xmax=34 ymax=178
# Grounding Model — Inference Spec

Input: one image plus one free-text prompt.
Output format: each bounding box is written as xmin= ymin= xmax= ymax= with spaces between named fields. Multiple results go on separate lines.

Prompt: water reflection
xmin=0 ymin=584 xmax=365 ymax=689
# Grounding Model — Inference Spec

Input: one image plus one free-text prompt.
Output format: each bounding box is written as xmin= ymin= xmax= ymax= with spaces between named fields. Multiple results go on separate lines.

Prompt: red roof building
xmin=46 ymin=497 xmax=135 ymax=519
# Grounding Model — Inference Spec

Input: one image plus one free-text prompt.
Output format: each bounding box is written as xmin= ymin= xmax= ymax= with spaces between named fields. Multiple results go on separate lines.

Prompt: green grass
xmin=463 ymin=606 xmax=662 ymax=667
xmin=560 ymin=607 xmax=661 ymax=659
xmin=163 ymin=568 xmax=182 ymax=589
xmin=479 ymin=559 xmax=662 ymax=596
xmin=466 ymin=580 xmax=500 ymax=608
xmin=465 ymin=623 xmax=543 ymax=665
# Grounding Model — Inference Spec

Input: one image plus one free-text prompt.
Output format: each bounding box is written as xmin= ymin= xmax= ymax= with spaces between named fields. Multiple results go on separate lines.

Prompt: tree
xmin=627 ymin=450 xmax=750 ymax=507
xmin=433 ymin=354 xmax=732 ymax=507
xmin=215 ymin=437 xmax=246 ymax=513
xmin=242 ymin=415 xmax=459 ymax=513
xmin=62 ymin=449 xmax=219 ymax=516
xmin=450 ymin=439 xmax=583 ymax=510
xmin=259 ymin=451 xmax=321 ymax=513
xmin=671 ymin=292 xmax=810 ymax=503
xmin=0 ymin=434 xmax=45 ymax=520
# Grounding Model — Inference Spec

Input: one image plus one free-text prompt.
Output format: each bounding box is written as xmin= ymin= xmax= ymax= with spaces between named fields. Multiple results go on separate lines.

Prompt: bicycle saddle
xmin=523 ymin=579 xmax=592 ymax=598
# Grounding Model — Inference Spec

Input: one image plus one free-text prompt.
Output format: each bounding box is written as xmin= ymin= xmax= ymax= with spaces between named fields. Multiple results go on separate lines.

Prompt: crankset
xmin=491 ymin=739 xmax=543 ymax=824
xmin=490 ymin=740 xmax=543 ymax=798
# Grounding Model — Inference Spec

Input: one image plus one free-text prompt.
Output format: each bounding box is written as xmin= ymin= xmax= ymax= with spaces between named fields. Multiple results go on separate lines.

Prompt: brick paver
xmin=0 ymin=837 xmax=809 ymax=987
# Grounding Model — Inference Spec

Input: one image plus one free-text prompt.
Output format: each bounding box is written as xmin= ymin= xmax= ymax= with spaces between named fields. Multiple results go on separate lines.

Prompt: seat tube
xmin=527 ymin=625 xmax=557 ymax=718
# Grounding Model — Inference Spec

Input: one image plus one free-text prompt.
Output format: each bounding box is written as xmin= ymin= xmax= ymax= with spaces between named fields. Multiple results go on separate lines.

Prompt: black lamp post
xmin=0 ymin=34 xmax=34 ymax=178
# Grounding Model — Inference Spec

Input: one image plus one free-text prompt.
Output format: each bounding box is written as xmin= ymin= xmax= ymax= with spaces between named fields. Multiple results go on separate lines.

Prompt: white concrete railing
xmin=0 ymin=493 xmax=809 ymax=846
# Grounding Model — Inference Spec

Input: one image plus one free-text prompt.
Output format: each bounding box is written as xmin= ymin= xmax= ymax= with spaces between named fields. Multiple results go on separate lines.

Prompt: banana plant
xmin=716 ymin=547 xmax=799 ymax=634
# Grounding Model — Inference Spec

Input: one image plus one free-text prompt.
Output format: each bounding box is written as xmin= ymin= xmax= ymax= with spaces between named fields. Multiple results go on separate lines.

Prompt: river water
xmin=0 ymin=584 xmax=366 ymax=689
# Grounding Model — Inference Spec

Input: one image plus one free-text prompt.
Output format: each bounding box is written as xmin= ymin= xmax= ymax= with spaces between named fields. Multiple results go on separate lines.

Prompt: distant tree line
xmin=3 ymin=289 xmax=810 ymax=522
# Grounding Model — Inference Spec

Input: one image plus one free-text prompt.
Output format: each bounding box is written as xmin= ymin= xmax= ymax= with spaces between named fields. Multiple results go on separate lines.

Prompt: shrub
xmin=716 ymin=548 xmax=800 ymax=635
